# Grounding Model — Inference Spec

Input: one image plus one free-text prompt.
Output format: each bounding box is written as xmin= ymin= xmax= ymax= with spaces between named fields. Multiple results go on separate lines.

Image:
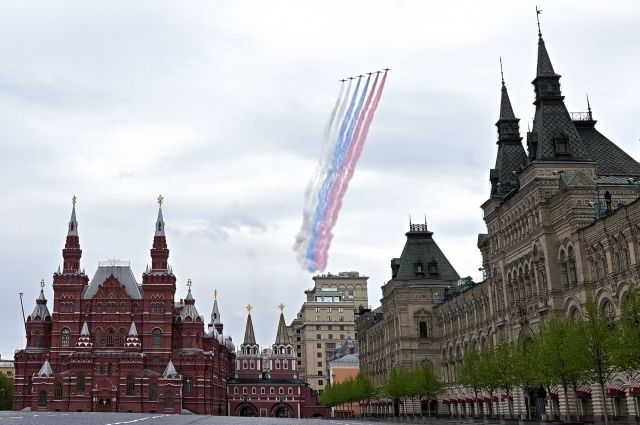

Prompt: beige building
xmin=289 ymin=272 xmax=368 ymax=392
xmin=0 ymin=355 xmax=14 ymax=379
xmin=358 ymin=23 xmax=640 ymax=422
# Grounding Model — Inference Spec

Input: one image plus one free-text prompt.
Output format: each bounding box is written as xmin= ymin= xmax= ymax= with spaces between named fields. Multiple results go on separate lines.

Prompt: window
xmin=297 ymin=361 xmax=302 ymax=366
xmin=107 ymin=329 xmax=115 ymax=347
xmin=327 ymin=307 xmax=332 ymax=313
xmin=95 ymin=329 xmax=101 ymax=348
xmin=183 ymin=378 xmax=193 ymax=396
xmin=76 ymin=373 xmax=85 ymax=393
xmin=554 ymin=133 xmax=569 ymax=156
xmin=315 ymin=316 xmax=320 ymax=321
xmin=153 ymin=356 xmax=161 ymax=365
xmin=316 ymin=352 xmax=322 ymax=358
xmin=279 ymin=387 xmax=284 ymax=394
xmin=61 ymin=328 xmax=70 ymax=348
xmin=164 ymin=391 xmax=174 ymax=408
xmin=348 ymin=290 xmax=354 ymax=298
xmin=108 ymin=363 xmax=112 ymax=375
xmin=270 ymin=387 xmax=275 ymax=394
xmin=283 ymin=360 xmax=288 ymax=369
xmin=296 ymin=336 xmax=300 ymax=342
xmin=318 ymin=380 xmax=324 ymax=386
xmin=317 ymin=362 xmax=322 ymax=367
xmin=38 ymin=390 xmax=47 ymax=407
xmin=339 ymin=316 xmax=344 ymax=322
xmin=339 ymin=325 xmax=345 ymax=331
xmin=419 ymin=321 xmax=428 ymax=338
xmin=126 ymin=375 xmax=135 ymax=395
xmin=316 ymin=334 xmax=321 ymax=339
xmin=288 ymin=387 xmax=293 ymax=394
xmin=428 ymin=261 xmax=438 ymax=275
xmin=296 ymin=345 xmax=301 ymax=350
xmin=327 ymin=325 xmax=333 ymax=330
xmin=340 ymin=334 xmax=345 ymax=340
xmin=234 ymin=387 xmax=238 ymax=394
xmin=150 ymin=384 xmax=158 ymax=401
xmin=243 ymin=387 xmax=247 ymax=394
xmin=261 ymin=387 xmax=265 ymax=394
xmin=328 ymin=316 xmax=333 ymax=321
xmin=339 ymin=307 xmax=344 ymax=313
xmin=99 ymin=364 xmax=104 ymax=375
xmin=315 ymin=307 xmax=320 ymax=313
xmin=119 ymin=330 xmax=127 ymax=347
xmin=275 ymin=360 xmax=280 ymax=369
xmin=185 ymin=334 xmax=193 ymax=348
xmin=328 ymin=334 xmax=333 ymax=340
xmin=316 ymin=343 xmax=321 ymax=348
xmin=55 ymin=383 xmax=63 ymax=400
xmin=415 ymin=262 xmax=424 ymax=274
xmin=315 ymin=325 xmax=321 ymax=330
xmin=152 ymin=329 xmax=162 ymax=348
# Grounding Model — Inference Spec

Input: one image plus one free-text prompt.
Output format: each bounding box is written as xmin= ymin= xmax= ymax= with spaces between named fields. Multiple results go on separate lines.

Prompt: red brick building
xmin=13 ymin=199 xmax=235 ymax=414
xmin=227 ymin=307 xmax=327 ymax=418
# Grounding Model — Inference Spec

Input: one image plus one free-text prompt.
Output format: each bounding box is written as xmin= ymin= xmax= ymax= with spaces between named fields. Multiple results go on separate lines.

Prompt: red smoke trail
xmin=315 ymin=72 xmax=388 ymax=270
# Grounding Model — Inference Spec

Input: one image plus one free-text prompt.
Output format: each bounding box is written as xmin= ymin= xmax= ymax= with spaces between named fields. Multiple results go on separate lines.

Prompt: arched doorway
xmin=238 ymin=404 xmax=257 ymax=416
xmin=97 ymin=399 xmax=112 ymax=412
xmin=274 ymin=405 xmax=293 ymax=418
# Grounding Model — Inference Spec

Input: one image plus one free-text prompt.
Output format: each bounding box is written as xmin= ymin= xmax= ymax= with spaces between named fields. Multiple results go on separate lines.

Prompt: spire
xmin=274 ymin=304 xmax=290 ymax=346
xmin=155 ymin=195 xmax=165 ymax=236
xmin=80 ymin=322 xmax=90 ymax=336
xmin=587 ymin=93 xmax=593 ymax=120
xmin=150 ymin=195 xmax=170 ymax=272
xmin=62 ymin=196 xmax=82 ymax=273
xmin=211 ymin=290 xmax=221 ymax=325
xmin=535 ymin=6 xmax=556 ymax=76
xmin=499 ymin=58 xmax=516 ymax=120
xmin=179 ymin=279 xmax=200 ymax=320
xmin=68 ymin=195 xmax=78 ymax=236
xmin=242 ymin=305 xmax=256 ymax=346
xmin=76 ymin=322 xmax=93 ymax=348
xmin=128 ymin=321 xmax=138 ymax=336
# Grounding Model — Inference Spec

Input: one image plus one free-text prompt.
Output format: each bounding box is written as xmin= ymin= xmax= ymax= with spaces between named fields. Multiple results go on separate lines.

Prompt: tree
xmin=578 ymin=297 xmax=619 ymax=425
xmin=529 ymin=318 xmax=585 ymax=422
xmin=615 ymin=283 xmax=640 ymax=372
xmin=384 ymin=368 xmax=410 ymax=416
xmin=354 ymin=373 xmax=377 ymax=416
xmin=0 ymin=374 xmax=15 ymax=410
xmin=458 ymin=346 xmax=483 ymax=417
xmin=477 ymin=348 xmax=501 ymax=417
xmin=512 ymin=337 xmax=538 ymax=420
xmin=494 ymin=341 xmax=518 ymax=418
xmin=413 ymin=364 xmax=443 ymax=416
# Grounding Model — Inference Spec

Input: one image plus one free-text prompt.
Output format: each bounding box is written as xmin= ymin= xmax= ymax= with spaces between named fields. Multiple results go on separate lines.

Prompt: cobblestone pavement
xmin=0 ymin=411 xmax=422 ymax=425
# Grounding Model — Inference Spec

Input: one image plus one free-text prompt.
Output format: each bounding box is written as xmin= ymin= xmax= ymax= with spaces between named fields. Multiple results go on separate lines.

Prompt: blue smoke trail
xmin=306 ymin=75 xmax=371 ymax=269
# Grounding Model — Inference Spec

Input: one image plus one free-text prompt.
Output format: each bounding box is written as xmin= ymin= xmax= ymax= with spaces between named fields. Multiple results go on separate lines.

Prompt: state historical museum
xmin=13 ymin=199 xmax=236 ymax=414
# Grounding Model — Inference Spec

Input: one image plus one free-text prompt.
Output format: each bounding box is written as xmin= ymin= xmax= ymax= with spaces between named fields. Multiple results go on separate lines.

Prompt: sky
xmin=1 ymin=1 xmax=639 ymax=358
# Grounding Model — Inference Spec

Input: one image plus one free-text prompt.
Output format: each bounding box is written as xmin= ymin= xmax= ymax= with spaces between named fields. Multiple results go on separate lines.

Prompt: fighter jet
xmin=339 ymin=79 xmax=346 ymax=83
xmin=383 ymin=68 xmax=392 ymax=72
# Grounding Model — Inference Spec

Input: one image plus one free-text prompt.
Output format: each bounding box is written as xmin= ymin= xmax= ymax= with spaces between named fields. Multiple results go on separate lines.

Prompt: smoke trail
xmin=315 ymin=73 xmax=380 ymax=269
xmin=306 ymin=77 xmax=364 ymax=268
xmin=294 ymin=81 xmax=351 ymax=268
xmin=315 ymin=72 xmax=388 ymax=270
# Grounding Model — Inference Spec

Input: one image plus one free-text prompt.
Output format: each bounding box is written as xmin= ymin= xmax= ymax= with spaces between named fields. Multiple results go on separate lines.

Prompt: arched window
xmin=54 ymin=383 xmax=63 ymax=399
xmin=149 ymin=384 xmax=158 ymax=401
xmin=183 ymin=377 xmax=193 ymax=396
xmin=61 ymin=328 xmax=70 ymax=348
xmin=164 ymin=391 xmax=174 ymax=408
xmin=601 ymin=299 xmax=615 ymax=323
xmin=126 ymin=374 xmax=135 ymax=395
xmin=95 ymin=329 xmax=102 ymax=348
xmin=249 ymin=360 xmax=254 ymax=369
xmin=554 ymin=133 xmax=569 ymax=156
xmin=107 ymin=328 xmax=115 ymax=347
xmin=76 ymin=373 xmax=85 ymax=393
xmin=185 ymin=334 xmax=192 ymax=348
xmin=275 ymin=360 xmax=280 ymax=369
xmin=261 ymin=387 xmax=265 ymax=394
xmin=119 ymin=329 xmax=127 ymax=347
xmin=152 ymin=329 xmax=162 ymax=348
xmin=38 ymin=390 xmax=47 ymax=407
xmin=270 ymin=387 xmax=275 ymax=394
xmin=283 ymin=360 xmax=288 ymax=369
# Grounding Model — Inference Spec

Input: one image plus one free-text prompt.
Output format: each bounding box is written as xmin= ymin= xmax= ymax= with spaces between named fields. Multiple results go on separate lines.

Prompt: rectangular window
xmin=327 ymin=325 xmax=333 ymax=330
xmin=315 ymin=316 xmax=320 ymax=321
xmin=297 ymin=360 xmax=302 ymax=365
xmin=318 ymin=370 xmax=323 ymax=376
xmin=150 ymin=384 xmax=158 ymax=401
xmin=316 ymin=325 xmax=321 ymax=330
xmin=317 ymin=362 xmax=322 ymax=367
xmin=296 ymin=336 xmax=300 ymax=341
xmin=318 ymin=380 xmax=324 ymax=386
xmin=328 ymin=316 xmax=333 ymax=321
xmin=316 ymin=334 xmax=321 ymax=339
xmin=419 ymin=321 xmax=428 ymax=338
xmin=340 ymin=334 xmax=345 ymax=339
xmin=339 ymin=316 xmax=344 ymax=321
xmin=316 ymin=343 xmax=321 ymax=348
xmin=339 ymin=307 xmax=344 ymax=313
xmin=297 ymin=352 xmax=301 ymax=357
xmin=339 ymin=325 xmax=345 ymax=331
xmin=315 ymin=307 xmax=320 ymax=313
xmin=328 ymin=334 xmax=333 ymax=340
xmin=317 ymin=352 xmax=322 ymax=358
xmin=327 ymin=307 xmax=332 ymax=313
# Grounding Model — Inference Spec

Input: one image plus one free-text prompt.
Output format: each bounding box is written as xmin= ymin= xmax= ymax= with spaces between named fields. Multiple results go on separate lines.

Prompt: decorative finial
xmin=424 ymin=213 xmax=428 ymax=227
xmin=187 ymin=279 xmax=192 ymax=290
xmin=247 ymin=304 xmax=253 ymax=314
xmin=40 ymin=279 xmax=45 ymax=290
xmin=536 ymin=6 xmax=543 ymax=38
xmin=409 ymin=214 xmax=412 ymax=227
xmin=586 ymin=93 xmax=593 ymax=120
xmin=157 ymin=194 xmax=164 ymax=209
xmin=214 ymin=289 xmax=217 ymax=300
xmin=500 ymin=57 xmax=505 ymax=86
xmin=278 ymin=303 xmax=285 ymax=313
xmin=72 ymin=195 xmax=77 ymax=207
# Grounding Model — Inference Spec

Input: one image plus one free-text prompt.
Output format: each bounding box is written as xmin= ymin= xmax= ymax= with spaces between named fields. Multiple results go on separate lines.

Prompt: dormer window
xmin=428 ymin=261 xmax=438 ymax=275
xmin=554 ymin=133 xmax=569 ymax=157
xmin=414 ymin=261 xmax=424 ymax=276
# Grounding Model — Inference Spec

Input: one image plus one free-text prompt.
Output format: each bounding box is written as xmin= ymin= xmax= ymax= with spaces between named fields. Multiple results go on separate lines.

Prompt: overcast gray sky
xmin=1 ymin=1 xmax=639 ymax=358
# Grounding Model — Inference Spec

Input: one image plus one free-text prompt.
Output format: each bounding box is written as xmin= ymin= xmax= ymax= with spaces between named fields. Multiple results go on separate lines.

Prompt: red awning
xmin=450 ymin=400 xmax=458 ymax=404
xmin=501 ymin=395 xmax=513 ymax=401
xmin=466 ymin=397 xmax=475 ymax=403
xmin=492 ymin=396 xmax=499 ymax=402
xmin=607 ymin=388 xmax=625 ymax=398
xmin=575 ymin=390 xmax=591 ymax=400
xmin=482 ymin=397 xmax=492 ymax=402
xmin=548 ymin=393 xmax=559 ymax=400
xmin=629 ymin=387 xmax=640 ymax=397
xmin=442 ymin=399 xmax=450 ymax=404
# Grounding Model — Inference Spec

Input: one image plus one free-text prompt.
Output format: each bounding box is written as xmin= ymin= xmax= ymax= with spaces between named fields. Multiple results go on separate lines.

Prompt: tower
xmin=236 ymin=305 xmax=261 ymax=379
xmin=270 ymin=304 xmax=297 ymax=380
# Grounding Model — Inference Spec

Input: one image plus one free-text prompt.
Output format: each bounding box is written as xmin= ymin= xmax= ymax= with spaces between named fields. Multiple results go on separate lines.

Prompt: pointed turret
xmin=274 ymin=305 xmax=290 ymax=346
xmin=62 ymin=196 xmax=82 ymax=273
xmin=528 ymin=14 xmax=589 ymax=162
xmin=29 ymin=281 xmax=51 ymax=321
xmin=149 ymin=195 xmax=170 ymax=272
xmin=211 ymin=289 xmax=223 ymax=334
xmin=179 ymin=280 xmax=200 ymax=321
xmin=243 ymin=306 xmax=256 ymax=346
xmin=76 ymin=322 xmax=93 ymax=348
xmin=490 ymin=64 xmax=528 ymax=196
xmin=125 ymin=321 xmax=141 ymax=350
xmin=162 ymin=359 xmax=179 ymax=378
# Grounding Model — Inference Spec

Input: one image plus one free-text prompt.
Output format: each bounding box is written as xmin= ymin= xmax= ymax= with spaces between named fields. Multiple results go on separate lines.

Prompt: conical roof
xmin=68 ymin=201 xmax=78 ymax=236
xmin=162 ymin=359 xmax=178 ymax=378
xmin=80 ymin=322 xmax=90 ymax=336
xmin=37 ymin=360 xmax=53 ymax=377
xmin=155 ymin=206 xmax=165 ymax=236
xmin=128 ymin=321 xmax=138 ymax=336
xmin=211 ymin=298 xmax=221 ymax=325
xmin=499 ymin=82 xmax=516 ymax=120
xmin=29 ymin=289 xmax=51 ymax=321
xmin=243 ymin=313 xmax=256 ymax=345
xmin=536 ymin=36 xmax=557 ymax=77
xmin=274 ymin=312 xmax=290 ymax=346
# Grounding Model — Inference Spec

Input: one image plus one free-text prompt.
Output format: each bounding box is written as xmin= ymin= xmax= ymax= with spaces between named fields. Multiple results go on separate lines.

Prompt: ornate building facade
xmin=13 ymin=200 xmax=235 ymax=414
xmin=226 ymin=307 xmax=327 ymax=418
xmin=358 ymin=22 xmax=640 ymax=422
